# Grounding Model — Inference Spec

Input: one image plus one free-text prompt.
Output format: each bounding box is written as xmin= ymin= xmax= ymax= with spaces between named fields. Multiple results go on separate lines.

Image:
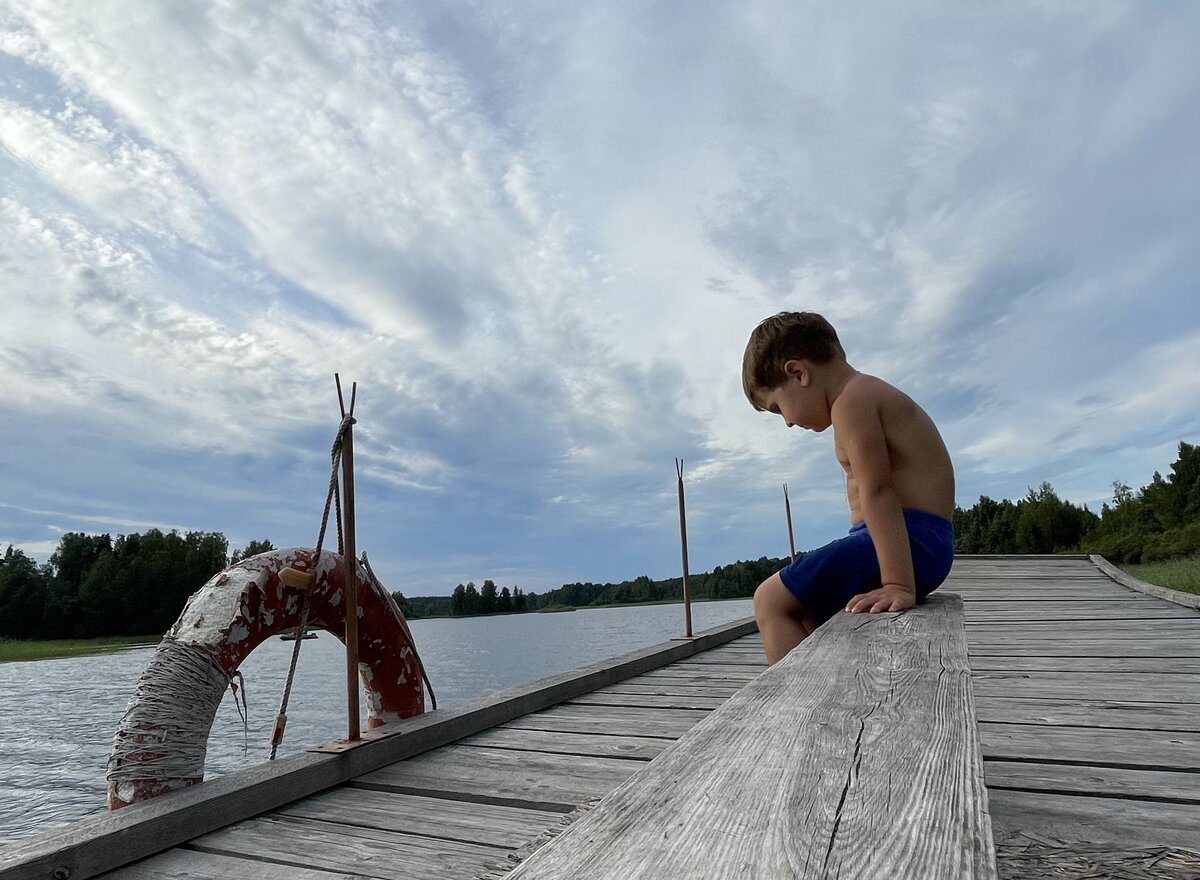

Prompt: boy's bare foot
xmin=846 ymin=584 xmax=916 ymax=614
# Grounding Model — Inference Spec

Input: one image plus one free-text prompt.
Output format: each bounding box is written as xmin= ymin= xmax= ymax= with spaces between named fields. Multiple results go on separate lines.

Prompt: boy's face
xmin=759 ymin=360 xmax=830 ymax=432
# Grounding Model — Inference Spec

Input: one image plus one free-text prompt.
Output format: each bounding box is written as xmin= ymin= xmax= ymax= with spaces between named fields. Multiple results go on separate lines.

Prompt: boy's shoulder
xmin=833 ymin=372 xmax=905 ymax=411
xmin=830 ymin=372 xmax=925 ymax=438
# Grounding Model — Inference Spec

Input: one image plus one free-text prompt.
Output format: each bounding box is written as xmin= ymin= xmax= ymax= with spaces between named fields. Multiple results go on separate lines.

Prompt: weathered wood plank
xmin=458 ymin=727 xmax=670 ymax=761
xmin=980 ymin=723 xmax=1200 ymax=767
xmin=506 ymin=595 xmax=997 ymax=879
xmin=638 ymin=664 xmax=764 ymax=679
xmin=969 ymin=655 xmax=1200 ymax=674
xmin=965 ymin=621 xmax=1200 ymax=636
xmin=0 ymin=617 xmax=757 ymax=880
xmin=680 ymin=655 xmax=766 ymax=667
xmin=99 ymin=848 xmax=360 ymax=879
xmin=987 ymin=789 xmax=1200 ymax=850
xmin=962 ymin=593 xmax=1146 ymax=601
xmin=598 ymin=681 xmax=746 ymax=697
xmin=962 ymin=598 xmax=1184 ymax=608
xmin=966 ymin=638 xmax=1200 ymax=657
xmin=974 ymin=696 xmax=1200 ymax=731
xmin=963 ymin=608 xmax=1196 ymax=621
xmin=570 ymin=691 xmax=730 ymax=710
xmin=615 ymin=670 xmax=756 ymax=687
xmin=187 ymin=814 xmax=509 ymax=880
xmin=972 ymin=670 xmax=1200 ymax=703
xmin=502 ymin=704 xmax=709 ymax=738
xmin=275 ymin=788 xmax=560 ymax=848
xmin=984 ymin=760 xmax=1200 ymax=803
xmin=353 ymin=745 xmax=641 ymax=811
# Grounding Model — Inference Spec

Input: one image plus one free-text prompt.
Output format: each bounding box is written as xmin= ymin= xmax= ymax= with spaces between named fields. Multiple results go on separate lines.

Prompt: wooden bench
xmin=507 ymin=593 xmax=998 ymax=879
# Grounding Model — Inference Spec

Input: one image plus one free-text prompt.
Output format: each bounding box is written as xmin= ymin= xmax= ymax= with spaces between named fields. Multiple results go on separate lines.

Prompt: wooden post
xmin=675 ymin=458 xmax=693 ymax=638
xmin=341 ymin=383 xmax=361 ymax=742
xmin=784 ymin=483 xmax=796 ymax=562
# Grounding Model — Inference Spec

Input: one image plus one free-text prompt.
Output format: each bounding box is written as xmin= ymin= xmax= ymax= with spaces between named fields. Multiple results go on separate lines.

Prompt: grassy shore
xmin=1122 ymin=554 xmax=1200 ymax=597
xmin=0 ymin=635 xmax=158 ymax=663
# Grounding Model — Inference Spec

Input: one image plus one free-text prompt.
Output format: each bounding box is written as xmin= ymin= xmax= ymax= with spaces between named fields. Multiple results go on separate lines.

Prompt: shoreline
xmin=0 ymin=634 xmax=161 ymax=663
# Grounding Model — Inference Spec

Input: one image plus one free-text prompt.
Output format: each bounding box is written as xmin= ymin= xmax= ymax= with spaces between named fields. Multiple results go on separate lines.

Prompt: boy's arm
xmin=833 ymin=395 xmax=917 ymax=613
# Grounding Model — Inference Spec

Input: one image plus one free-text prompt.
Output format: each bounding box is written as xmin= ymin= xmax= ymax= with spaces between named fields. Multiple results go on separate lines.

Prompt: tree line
xmin=0 ymin=531 xmax=274 ymax=641
xmin=3 ymin=441 xmax=1195 ymax=639
xmin=953 ymin=441 xmax=1200 ymax=562
xmin=396 ymin=555 xmax=789 ymax=619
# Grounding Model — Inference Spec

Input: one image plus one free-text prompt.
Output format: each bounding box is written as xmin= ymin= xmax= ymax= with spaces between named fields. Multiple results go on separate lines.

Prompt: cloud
xmin=0 ymin=1 xmax=1197 ymax=590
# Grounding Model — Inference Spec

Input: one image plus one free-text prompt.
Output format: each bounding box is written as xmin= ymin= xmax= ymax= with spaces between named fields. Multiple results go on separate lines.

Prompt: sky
xmin=1 ymin=1 xmax=1198 ymax=598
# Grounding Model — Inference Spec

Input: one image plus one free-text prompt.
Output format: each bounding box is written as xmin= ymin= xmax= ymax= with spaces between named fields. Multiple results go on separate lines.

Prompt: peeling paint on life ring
xmin=106 ymin=547 xmax=426 ymax=809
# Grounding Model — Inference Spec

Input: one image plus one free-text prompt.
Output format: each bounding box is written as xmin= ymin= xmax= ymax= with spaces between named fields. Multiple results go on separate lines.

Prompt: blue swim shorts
xmin=778 ymin=508 xmax=954 ymax=621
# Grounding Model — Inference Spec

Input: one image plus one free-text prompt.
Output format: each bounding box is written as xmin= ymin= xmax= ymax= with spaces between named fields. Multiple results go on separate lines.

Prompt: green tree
xmin=0 ymin=546 xmax=52 ymax=639
xmin=479 ymin=579 xmax=498 ymax=614
xmin=463 ymin=582 xmax=481 ymax=615
xmin=231 ymin=539 xmax=275 ymax=564
xmin=391 ymin=591 xmax=413 ymax=617
xmin=450 ymin=583 xmax=468 ymax=616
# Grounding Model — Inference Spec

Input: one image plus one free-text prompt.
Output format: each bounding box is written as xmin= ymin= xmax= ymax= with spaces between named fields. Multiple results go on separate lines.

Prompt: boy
xmin=743 ymin=312 xmax=955 ymax=664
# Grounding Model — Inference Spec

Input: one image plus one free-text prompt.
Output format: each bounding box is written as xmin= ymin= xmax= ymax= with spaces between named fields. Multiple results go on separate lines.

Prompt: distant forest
xmin=952 ymin=441 xmax=1199 ymax=563
xmin=2 ymin=442 xmax=1196 ymax=641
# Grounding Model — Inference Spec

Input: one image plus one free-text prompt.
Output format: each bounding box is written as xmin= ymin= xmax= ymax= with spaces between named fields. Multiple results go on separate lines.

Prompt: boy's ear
xmin=783 ymin=359 xmax=810 ymax=385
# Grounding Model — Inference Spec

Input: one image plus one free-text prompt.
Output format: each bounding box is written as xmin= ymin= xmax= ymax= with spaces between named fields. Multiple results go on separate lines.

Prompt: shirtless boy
xmin=742 ymin=312 xmax=956 ymax=664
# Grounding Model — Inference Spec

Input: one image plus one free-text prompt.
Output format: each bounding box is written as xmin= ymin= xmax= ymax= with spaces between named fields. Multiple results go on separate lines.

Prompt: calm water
xmin=0 ymin=599 xmax=753 ymax=847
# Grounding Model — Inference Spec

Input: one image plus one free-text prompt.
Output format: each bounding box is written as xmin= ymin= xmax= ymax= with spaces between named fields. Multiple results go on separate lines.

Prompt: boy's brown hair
xmin=742 ymin=311 xmax=846 ymax=406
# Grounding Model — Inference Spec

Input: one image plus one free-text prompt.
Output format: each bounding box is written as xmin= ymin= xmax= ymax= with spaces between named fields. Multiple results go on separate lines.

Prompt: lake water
xmin=0 ymin=599 xmax=754 ymax=847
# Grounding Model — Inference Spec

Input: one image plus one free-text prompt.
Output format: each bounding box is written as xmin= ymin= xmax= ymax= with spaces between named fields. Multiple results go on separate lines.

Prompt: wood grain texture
xmin=570 ymin=691 xmax=731 ymax=710
xmin=988 ymin=789 xmax=1200 ymax=850
xmin=501 ymin=704 xmax=709 ymax=738
xmin=598 ymin=681 xmax=746 ymax=696
xmin=963 ymin=608 xmax=1196 ymax=621
xmin=458 ymin=727 xmax=671 ymax=761
xmin=984 ymin=760 xmax=1200 ymax=803
xmin=966 ymin=638 xmax=1200 ymax=657
xmin=99 ymin=848 xmax=361 ymax=879
xmin=672 ymin=653 xmax=768 ymax=666
xmin=969 ymin=655 xmax=1200 ymax=673
xmin=973 ymin=696 xmax=1200 ymax=731
xmin=635 ymin=665 xmax=764 ymax=680
xmin=353 ymin=745 xmax=642 ymax=811
xmin=506 ymin=594 xmax=997 ymax=879
xmin=187 ymin=814 xmax=509 ymax=880
xmin=979 ymin=722 xmax=1200 ymax=767
xmin=972 ymin=670 xmax=1200 ymax=703
xmin=274 ymin=788 xmax=560 ymax=847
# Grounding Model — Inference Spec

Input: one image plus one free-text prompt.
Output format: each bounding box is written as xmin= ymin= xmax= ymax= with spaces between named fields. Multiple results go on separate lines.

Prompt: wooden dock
xmin=956 ymin=554 xmax=1200 ymax=877
xmin=3 ymin=554 xmax=1199 ymax=879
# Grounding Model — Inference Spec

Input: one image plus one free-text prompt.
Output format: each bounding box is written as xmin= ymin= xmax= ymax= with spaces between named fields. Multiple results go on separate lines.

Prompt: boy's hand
xmin=846 ymin=583 xmax=916 ymax=614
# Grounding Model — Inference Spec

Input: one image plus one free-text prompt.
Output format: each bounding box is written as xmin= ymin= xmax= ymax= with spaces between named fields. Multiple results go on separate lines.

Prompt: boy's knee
xmin=754 ymin=574 xmax=798 ymax=621
xmin=756 ymin=572 xmax=818 ymax=630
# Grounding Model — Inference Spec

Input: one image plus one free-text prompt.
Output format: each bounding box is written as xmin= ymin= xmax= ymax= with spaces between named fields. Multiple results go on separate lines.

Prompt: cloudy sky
xmin=1 ymin=1 xmax=1197 ymax=597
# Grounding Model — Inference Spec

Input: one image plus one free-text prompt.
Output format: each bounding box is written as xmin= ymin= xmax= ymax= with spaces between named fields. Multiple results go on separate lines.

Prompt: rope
xmin=270 ymin=415 xmax=354 ymax=760
xmin=108 ymin=638 xmax=230 ymax=786
xmin=228 ymin=671 xmax=249 ymax=754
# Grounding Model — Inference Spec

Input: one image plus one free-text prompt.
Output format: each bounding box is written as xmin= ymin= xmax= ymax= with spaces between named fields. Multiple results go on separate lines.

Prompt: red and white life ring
xmin=106 ymin=548 xmax=425 ymax=809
